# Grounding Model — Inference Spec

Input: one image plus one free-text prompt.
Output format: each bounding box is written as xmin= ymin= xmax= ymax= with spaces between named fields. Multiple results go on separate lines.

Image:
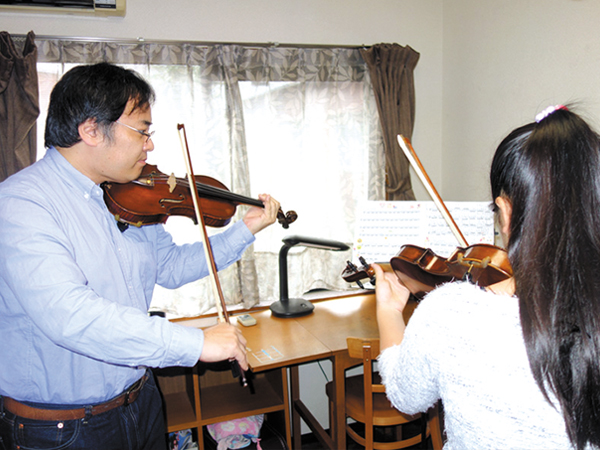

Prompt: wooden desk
xmin=239 ymin=292 xmax=418 ymax=449
xmin=179 ymin=291 xmax=417 ymax=449
xmin=236 ymin=308 xmax=331 ymax=371
xmin=291 ymin=294 xmax=379 ymax=449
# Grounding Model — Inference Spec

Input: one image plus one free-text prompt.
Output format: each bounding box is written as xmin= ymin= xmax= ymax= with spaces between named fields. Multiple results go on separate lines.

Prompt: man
xmin=0 ymin=62 xmax=279 ymax=449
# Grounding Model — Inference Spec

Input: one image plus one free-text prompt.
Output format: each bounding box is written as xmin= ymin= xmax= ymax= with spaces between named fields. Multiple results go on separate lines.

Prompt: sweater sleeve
xmin=378 ymin=293 xmax=442 ymax=414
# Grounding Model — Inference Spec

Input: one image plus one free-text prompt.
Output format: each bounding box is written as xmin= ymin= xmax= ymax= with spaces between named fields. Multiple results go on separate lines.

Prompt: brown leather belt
xmin=3 ymin=374 xmax=148 ymax=421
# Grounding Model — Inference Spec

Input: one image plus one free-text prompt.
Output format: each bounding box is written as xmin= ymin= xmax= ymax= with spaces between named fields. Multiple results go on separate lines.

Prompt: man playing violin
xmin=0 ymin=62 xmax=279 ymax=450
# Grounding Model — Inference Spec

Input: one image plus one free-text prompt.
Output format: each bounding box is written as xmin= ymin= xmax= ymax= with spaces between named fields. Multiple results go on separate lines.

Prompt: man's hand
xmin=243 ymin=194 xmax=280 ymax=235
xmin=200 ymin=322 xmax=248 ymax=371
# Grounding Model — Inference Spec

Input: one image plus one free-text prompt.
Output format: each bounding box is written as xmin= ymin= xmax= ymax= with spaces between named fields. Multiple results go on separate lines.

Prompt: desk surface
xmin=246 ymin=293 xmax=380 ymax=371
xmin=241 ymin=307 xmax=333 ymax=371
xmin=293 ymin=294 xmax=379 ymax=355
xmin=179 ymin=291 xmax=417 ymax=372
xmin=247 ymin=292 xmax=417 ymax=369
xmin=239 ymin=293 xmax=381 ymax=371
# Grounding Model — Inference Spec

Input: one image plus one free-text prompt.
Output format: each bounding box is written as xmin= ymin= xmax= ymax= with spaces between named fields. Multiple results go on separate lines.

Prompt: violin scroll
xmin=277 ymin=209 xmax=298 ymax=229
xmin=342 ymin=256 xmax=376 ymax=289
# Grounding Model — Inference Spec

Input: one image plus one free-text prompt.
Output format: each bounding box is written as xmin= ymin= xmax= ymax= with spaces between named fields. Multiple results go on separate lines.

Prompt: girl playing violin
xmin=374 ymin=105 xmax=600 ymax=449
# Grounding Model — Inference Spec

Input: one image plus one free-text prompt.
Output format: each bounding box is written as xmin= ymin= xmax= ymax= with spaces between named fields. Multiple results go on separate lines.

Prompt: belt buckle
xmin=123 ymin=391 xmax=132 ymax=407
xmin=123 ymin=374 xmax=145 ymax=407
xmin=123 ymin=382 xmax=137 ymax=407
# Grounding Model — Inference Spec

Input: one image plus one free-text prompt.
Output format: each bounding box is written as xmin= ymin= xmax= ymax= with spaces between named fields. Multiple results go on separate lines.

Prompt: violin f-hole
xmin=159 ymin=196 xmax=185 ymax=206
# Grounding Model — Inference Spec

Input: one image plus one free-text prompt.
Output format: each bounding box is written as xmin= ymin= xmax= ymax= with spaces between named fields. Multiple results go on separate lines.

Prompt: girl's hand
xmin=373 ymin=263 xmax=411 ymax=349
xmin=373 ymin=263 xmax=411 ymax=314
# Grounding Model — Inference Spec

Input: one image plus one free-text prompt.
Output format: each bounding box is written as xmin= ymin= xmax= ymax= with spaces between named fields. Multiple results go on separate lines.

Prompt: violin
xmin=101 ymin=164 xmax=298 ymax=229
xmin=342 ymin=243 xmax=512 ymax=299
xmin=342 ymin=135 xmax=513 ymax=298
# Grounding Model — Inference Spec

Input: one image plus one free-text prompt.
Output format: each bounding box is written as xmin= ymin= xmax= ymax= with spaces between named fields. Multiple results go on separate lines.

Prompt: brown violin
xmin=342 ymin=243 xmax=512 ymax=299
xmin=101 ymin=164 xmax=298 ymax=229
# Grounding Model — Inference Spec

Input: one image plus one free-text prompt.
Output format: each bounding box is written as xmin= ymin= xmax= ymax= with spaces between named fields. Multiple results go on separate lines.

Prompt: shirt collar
xmin=45 ymin=147 xmax=103 ymax=200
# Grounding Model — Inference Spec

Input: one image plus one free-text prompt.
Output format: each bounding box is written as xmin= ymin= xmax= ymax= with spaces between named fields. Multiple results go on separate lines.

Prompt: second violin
xmin=342 ymin=243 xmax=513 ymax=299
xmin=391 ymin=243 xmax=512 ymax=298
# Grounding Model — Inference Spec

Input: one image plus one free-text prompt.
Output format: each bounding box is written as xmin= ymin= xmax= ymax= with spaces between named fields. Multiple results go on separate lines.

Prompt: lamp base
xmin=270 ymin=298 xmax=315 ymax=318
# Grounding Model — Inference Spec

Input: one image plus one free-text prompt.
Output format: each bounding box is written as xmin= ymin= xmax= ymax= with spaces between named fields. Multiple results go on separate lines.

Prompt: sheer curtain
xmin=34 ymin=38 xmax=386 ymax=317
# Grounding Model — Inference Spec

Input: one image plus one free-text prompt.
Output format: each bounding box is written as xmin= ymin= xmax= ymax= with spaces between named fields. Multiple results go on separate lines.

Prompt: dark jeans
xmin=0 ymin=372 xmax=168 ymax=450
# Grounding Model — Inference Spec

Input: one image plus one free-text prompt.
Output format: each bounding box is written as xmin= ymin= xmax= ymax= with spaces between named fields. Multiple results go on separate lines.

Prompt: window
xmin=35 ymin=41 xmax=385 ymax=316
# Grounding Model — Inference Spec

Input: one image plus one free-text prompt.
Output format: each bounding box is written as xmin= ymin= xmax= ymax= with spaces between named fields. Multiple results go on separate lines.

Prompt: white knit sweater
xmin=378 ymin=281 xmax=574 ymax=450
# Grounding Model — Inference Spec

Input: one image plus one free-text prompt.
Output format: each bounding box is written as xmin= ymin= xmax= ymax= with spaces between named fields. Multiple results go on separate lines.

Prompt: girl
xmin=374 ymin=106 xmax=600 ymax=449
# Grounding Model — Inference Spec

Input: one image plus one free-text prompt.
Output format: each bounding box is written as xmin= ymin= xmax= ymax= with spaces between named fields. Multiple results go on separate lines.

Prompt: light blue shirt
xmin=0 ymin=147 xmax=255 ymax=405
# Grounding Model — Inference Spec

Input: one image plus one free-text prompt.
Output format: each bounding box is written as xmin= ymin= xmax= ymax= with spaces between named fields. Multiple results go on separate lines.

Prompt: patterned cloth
xmin=207 ymin=415 xmax=264 ymax=450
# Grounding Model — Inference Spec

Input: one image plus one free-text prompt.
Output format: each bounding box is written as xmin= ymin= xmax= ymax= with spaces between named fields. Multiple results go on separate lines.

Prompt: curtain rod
xmin=12 ymin=33 xmax=369 ymax=50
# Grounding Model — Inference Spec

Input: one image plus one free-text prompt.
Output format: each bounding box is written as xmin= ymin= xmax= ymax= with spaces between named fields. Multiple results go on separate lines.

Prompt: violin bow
xmin=397 ymin=135 xmax=469 ymax=248
xmin=177 ymin=124 xmax=248 ymax=387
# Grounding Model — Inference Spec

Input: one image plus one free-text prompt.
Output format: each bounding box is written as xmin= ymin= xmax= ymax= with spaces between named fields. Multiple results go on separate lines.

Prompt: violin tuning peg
xmin=346 ymin=260 xmax=359 ymax=272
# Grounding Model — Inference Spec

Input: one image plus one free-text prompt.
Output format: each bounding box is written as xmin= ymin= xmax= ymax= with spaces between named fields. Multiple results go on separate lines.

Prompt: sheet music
xmin=353 ymin=201 xmax=495 ymax=263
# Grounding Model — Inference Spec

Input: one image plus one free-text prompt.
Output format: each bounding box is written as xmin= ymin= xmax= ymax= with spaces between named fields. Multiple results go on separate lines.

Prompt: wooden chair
xmin=326 ymin=337 xmax=443 ymax=450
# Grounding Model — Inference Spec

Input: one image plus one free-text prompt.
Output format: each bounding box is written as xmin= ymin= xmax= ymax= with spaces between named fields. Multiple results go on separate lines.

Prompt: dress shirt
xmin=0 ymin=147 xmax=255 ymax=405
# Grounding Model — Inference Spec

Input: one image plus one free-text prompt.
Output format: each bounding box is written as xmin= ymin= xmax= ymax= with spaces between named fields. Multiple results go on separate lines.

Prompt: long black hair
xmin=490 ymin=107 xmax=600 ymax=449
xmin=45 ymin=62 xmax=155 ymax=149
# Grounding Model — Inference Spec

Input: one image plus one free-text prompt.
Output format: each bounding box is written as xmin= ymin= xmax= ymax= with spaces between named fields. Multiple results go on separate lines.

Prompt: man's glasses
xmin=115 ymin=120 xmax=155 ymax=143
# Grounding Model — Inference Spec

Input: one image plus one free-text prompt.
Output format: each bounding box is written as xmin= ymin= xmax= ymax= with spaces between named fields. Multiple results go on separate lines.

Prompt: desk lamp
xmin=270 ymin=235 xmax=350 ymax=318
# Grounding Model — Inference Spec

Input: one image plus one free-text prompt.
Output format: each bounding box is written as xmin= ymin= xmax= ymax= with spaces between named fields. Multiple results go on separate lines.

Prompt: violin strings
xmin=150 ymin=174 xmax=264 ymax=207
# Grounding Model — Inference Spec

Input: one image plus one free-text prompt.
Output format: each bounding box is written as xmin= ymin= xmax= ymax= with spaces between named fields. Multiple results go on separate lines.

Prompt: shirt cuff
xmin=163 ymin=323 xmax=204 ymax=367
xmin=226 ymin=220 xmax=255 ymax=248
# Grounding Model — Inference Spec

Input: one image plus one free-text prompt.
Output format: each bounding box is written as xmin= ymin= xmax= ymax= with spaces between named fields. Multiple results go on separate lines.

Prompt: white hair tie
xmin=535 ymin=105 xmax=567 ymax=123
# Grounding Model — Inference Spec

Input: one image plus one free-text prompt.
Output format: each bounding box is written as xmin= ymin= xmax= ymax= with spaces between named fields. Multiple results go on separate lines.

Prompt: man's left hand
xmin=243 ymin=194 xmax=280 ymax=234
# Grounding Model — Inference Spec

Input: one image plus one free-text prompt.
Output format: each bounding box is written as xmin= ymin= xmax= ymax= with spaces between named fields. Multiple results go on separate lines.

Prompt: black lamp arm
xmin=271 ymin=235 xmax=350 ymax=318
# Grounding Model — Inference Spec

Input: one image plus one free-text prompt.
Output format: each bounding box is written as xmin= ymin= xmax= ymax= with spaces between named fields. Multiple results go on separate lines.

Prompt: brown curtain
xmin=361 ymin=43 xmax=419 ymax=200
xmin=0 ymin=31 xmax=39 ymax=182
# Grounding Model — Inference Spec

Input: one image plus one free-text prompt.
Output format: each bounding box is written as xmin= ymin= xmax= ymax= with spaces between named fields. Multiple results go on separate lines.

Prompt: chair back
xmin=344 ymin=337 xmax=444 ymax=450
xmin=347 ymin=337 xmax=384 ymax=401
xmin=347 ymin=336 xmax=380 ymax=359
xmin=347 ymin=337 xmax=388 ymax=448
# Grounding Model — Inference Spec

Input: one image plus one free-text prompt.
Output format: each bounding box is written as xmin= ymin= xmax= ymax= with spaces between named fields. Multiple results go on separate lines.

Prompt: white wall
xmin=442 ymin=0 xmax=600 ymax=201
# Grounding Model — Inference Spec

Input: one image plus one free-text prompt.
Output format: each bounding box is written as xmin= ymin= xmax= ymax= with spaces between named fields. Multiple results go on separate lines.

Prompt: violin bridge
xmin=167 ymin=173 xmax=177 ymax=193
